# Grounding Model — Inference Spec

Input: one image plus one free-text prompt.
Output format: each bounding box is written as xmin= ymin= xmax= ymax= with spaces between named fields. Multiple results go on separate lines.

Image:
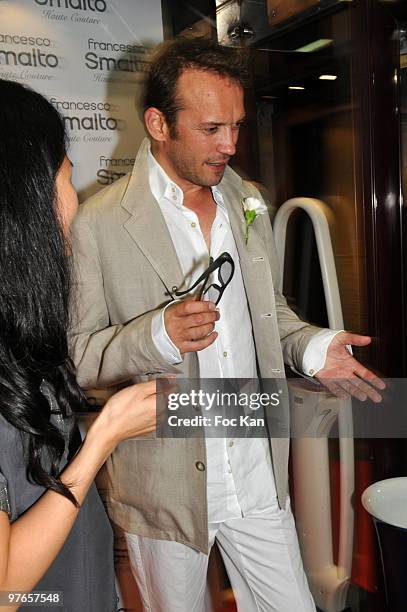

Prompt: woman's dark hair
xmin=0 ymin=79 xmax=86 ymax=505
xmin=141 ymin=37 xmax=250 ymax=133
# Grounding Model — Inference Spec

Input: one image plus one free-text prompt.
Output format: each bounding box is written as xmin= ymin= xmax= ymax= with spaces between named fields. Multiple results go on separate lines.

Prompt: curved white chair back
xmin=273 ymin=198 xmax=355 ymax=612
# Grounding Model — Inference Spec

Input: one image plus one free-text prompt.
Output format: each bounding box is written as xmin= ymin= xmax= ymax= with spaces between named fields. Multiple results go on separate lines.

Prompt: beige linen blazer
xmin=70 ymin=139 xmax=320 ymax=553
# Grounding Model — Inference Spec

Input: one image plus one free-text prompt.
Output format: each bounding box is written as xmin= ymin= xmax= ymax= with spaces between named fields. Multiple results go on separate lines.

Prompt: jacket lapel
xmin=120 ymin=140 xmax=184 ymax=294
xmin=220 ymin=168 xmax=268 ymax=283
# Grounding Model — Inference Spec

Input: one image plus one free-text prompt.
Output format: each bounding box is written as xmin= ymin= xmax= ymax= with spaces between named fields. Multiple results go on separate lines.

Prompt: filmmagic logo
xmin=34 ymin=0 xmax=106 ymax=12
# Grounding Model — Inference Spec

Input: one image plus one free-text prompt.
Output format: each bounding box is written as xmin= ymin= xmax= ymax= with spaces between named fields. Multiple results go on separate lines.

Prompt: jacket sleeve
xmin=243 ymin=182 xmax=323 ymax=373
xmin=69 ymin=214 xmax=183 ymax=390
xmin=263 ymin=211 xmax=323 ymax=372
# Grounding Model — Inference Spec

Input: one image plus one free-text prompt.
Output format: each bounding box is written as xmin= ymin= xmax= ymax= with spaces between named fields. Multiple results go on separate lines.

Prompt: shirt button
xmin=309 ymin=369 xmax=315 ymax=376
xmin=172 ymin=195 xmax=177 ymax=201
xmin=229 ymin=440 xmax=234 ymax=447
xmin=191 ymin=222 xmax=196 ymax=228
xmin=171 ymin=186 xmax=176 ymax=193
xmin=223 ymin=351 xmax=228 ymax=358
xmin=195 ymin=461 xmax=205 ymax=472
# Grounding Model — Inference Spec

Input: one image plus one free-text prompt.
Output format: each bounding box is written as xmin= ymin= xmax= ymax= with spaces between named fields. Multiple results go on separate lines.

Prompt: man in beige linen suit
xmin=71 ymin=38 xmax=384 ymax=612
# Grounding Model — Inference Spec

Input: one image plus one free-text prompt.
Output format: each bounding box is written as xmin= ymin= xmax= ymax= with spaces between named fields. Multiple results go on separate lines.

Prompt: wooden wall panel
xmin=267 ymin=0 xmax=320 ymax=25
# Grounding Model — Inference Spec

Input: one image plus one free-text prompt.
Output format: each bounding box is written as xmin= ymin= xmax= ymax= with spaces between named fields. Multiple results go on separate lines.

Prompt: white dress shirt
xmin=148 ymin=148 xmax=338 ymax=522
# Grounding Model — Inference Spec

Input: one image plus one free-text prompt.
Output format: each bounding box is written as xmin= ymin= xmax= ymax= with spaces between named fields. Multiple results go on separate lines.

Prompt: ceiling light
xmin=289 ymin=86 xmax=305 ymax=91
xmin=296 ymin=39 xmax=333 ymax=53
xmin=319 ymin=74 xmax=338 ymax=80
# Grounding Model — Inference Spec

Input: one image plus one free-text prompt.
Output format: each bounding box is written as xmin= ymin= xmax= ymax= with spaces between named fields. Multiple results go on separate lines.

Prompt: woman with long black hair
xmin=0 ymin=79 xmax=157 ymax=611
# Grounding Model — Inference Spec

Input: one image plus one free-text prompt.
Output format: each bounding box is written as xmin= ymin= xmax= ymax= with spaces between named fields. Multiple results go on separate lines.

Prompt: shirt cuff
xmin=302 ymin=329 xmax=347 ymax=376
xmin=151 ymin=303 xmax=183 ymax=365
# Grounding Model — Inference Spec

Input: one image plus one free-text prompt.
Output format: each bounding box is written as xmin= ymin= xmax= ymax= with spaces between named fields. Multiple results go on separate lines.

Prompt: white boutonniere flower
xmin=242 ymin=197 xmax=268 ymax=244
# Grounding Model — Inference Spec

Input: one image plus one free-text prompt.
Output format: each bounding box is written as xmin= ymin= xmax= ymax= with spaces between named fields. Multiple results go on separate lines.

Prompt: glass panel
xmin=246 ymin=5 xmax=365 ymax=335
xmin=401 ymin=28 xmax=407 ymax=205
xmin=218 ymin=4 xmax=405 ymax=610
xmin=236 ymin=6 xmax=381 ymax=612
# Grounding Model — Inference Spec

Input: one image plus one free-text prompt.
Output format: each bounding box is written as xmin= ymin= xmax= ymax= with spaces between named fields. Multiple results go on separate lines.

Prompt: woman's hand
xmin=0 ymin=379 xmax=172 ymax=598
xmin=89 ymin=381 xmax=159 ymax=454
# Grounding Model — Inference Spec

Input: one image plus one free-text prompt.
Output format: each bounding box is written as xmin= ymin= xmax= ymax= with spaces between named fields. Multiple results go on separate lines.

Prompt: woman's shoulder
xmin=0 ymin=411 xmax=22 ymax=448
xmin=0 ymin=412 xmax=26 ymax=521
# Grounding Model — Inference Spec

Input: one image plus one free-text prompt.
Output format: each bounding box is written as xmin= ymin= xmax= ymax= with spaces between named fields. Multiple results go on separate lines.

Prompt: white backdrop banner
xmin=0 ymin=0 xmax=163 ymax=200
xmin=1 ymin=3 xmax=163 ymax=608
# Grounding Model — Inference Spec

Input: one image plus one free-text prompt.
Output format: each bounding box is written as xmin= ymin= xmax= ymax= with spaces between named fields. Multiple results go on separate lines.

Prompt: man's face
xmin=159 ymin=69 xmax=245 ymax=189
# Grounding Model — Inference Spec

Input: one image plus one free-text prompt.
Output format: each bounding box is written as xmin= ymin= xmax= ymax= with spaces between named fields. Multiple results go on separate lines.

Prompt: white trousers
xmin=124 ymin=505 xmax=316 ymax=612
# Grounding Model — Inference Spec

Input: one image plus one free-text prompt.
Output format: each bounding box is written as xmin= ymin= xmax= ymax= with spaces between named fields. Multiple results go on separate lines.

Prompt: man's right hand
xmin=164 ymin=297 xmax=220 ymax=354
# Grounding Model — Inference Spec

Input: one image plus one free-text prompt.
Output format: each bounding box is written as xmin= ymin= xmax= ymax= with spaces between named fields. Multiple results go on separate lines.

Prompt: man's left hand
xmin=315 ymin=331 xmax=385 ymax=402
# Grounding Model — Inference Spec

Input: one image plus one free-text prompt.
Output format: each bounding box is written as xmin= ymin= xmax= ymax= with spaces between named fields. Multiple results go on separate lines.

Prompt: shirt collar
xmin=147 ymin=144 xmax=226 ymax=210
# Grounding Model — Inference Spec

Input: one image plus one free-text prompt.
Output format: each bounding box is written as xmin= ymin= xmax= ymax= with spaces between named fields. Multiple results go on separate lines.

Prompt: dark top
xmin=0 ymin=381 xmax=116 ymax=612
